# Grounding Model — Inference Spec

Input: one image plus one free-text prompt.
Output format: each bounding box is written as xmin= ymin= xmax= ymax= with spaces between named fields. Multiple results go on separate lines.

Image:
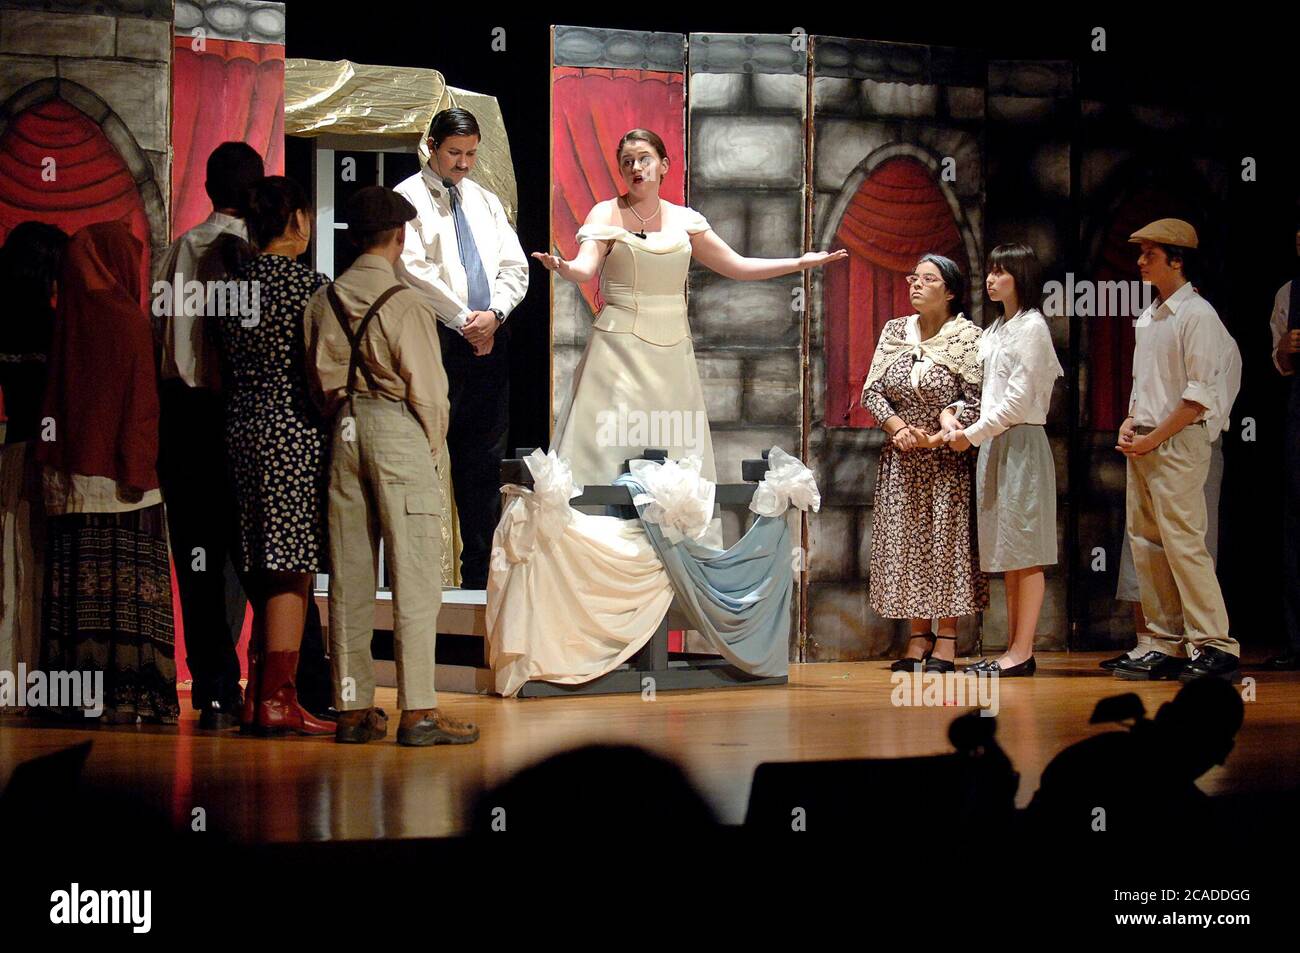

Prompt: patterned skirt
xmin=41 ymin=504 xmax=179 ymax=723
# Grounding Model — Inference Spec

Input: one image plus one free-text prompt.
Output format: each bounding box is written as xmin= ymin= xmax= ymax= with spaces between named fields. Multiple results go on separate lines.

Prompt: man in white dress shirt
xmin=1266 ymin=222 xmax=1300 ymax=669
xmin=1112 ymin=219 xmax=1240 ymax=681
xmin=153 ymin=141 xmax=261 ymax=729
xmin=394 ymin=108 xmax=528 ymax=589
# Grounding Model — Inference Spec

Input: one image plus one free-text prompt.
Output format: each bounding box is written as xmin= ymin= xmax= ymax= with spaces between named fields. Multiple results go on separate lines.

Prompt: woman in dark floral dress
xmin=861 ymin=254 xmax=988 ymax=673
xmin=216 ymin=176 xmax=332 ymax=736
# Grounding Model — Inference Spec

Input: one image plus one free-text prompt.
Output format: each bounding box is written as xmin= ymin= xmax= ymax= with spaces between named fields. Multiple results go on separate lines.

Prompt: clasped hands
xmin=891 ymin=411 xmax=971 ymax=452
xmin=1115 ymin=417 xmax=1157 ymax=457
xmin=461 ymin=310 xmax=498 ymax=356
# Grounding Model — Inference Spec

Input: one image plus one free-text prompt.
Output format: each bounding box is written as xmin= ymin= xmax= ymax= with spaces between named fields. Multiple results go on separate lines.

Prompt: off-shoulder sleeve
xmin=681 ymin=207 xmax=712 ymax=235
xmin=576 ymin=224 xmax=625 ymax=244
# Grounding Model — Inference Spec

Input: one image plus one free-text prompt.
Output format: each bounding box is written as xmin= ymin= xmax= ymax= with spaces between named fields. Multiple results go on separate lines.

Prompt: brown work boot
xmin=335 ymin=707 xmax=388 ymax=744
xmin=396 ymin=708 xmax=480 ymax=747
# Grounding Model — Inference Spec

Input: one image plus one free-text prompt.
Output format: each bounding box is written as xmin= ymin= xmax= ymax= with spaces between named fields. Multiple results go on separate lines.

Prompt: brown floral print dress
xmin=863 ymin=317 xmax=988 ymax=619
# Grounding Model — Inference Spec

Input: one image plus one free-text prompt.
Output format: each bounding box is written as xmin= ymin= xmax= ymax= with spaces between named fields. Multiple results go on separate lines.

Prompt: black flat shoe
xmin=923 ymin=634 xmax=957 ymax=674
xmin=1264 ymin=650 xmax=1300 ymax=671
xmin=964 ymin=657 xmax=994 ymax=673
xmin=889 ymin=631 xmax=936 ymax=672
xmin=1113 ymin=650 xmax=1187 ymax=680
xmin=1179 ymin=647 xmax=1239 ymax=682
xmin=1099 ymin=652 xmax=1134 ymax=671
xmin=982 ymin=656 xmax=1036 ymax=677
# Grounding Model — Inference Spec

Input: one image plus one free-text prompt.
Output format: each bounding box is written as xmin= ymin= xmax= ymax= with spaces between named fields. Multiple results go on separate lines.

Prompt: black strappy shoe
xmin=923 ymin=634 xmax=958 ymax=674
xmin=889 ymin=631 xmax=937 ymax=672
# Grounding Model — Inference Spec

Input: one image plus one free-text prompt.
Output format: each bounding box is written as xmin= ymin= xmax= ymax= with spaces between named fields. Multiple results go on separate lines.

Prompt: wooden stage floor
xmin=2 ymin=652 xmax=1296 ymax=841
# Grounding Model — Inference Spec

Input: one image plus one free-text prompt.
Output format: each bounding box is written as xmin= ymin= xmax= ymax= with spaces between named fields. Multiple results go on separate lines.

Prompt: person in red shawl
xmin=36 ymin=221 xmax=179 ymax=724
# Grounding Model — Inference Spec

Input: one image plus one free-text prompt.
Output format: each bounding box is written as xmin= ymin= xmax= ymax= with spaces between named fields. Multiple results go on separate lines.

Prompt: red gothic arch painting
xmin=0 ymin=87 xmax=156 ymax=302
xmin=823 ymin=154 xmax=970 ymax=429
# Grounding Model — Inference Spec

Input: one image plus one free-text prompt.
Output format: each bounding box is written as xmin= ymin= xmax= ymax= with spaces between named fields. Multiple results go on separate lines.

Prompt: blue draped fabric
xmin=614 ymin=473 xmax=792 ymax=677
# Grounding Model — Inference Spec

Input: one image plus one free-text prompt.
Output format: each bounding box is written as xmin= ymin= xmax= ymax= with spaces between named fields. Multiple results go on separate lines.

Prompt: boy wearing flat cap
xmin=303 ymin=185 xmax=480 ymax=746
xmin=1113 ymin=218 xmax=1241 ymax=682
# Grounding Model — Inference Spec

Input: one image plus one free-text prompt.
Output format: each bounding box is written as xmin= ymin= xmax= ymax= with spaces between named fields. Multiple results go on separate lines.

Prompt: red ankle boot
xmin=253 ymin=650 xmax=334 ymax=737
xmin=239 ymin=647 xmax=260 ymax=732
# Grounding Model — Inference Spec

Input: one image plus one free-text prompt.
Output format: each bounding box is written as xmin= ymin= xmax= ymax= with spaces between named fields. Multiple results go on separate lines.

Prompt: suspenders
xmin=324 ymin=283 xmax=406 ymax=396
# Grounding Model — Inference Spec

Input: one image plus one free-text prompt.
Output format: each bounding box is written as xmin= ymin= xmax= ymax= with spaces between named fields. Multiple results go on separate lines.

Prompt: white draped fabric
xmin=485 ymin=450 xmax=672 ymax=697
xmin=485 ymin=448 xmax=820 ymax=698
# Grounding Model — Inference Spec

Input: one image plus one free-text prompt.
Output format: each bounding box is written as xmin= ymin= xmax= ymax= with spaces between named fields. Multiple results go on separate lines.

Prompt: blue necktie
xmin=449 ymin=184 xmax=492 ymax=313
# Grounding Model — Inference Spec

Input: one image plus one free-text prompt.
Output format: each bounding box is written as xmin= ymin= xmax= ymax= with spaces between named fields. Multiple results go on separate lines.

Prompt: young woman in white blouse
xmin=942 ymin=243 xmax=1063 ymax=676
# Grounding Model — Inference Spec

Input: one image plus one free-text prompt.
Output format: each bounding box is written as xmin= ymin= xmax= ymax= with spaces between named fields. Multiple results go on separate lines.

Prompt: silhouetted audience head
xmin=1027 ymin=679 xmax=1246 ymax=834
xmin=1151 ymin=676 xmax=1243 ymax=782
xmin=470 ymin=744 xmax=717 ymax=834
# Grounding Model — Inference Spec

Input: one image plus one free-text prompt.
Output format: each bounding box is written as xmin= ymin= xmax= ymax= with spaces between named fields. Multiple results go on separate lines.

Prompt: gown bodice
xmin=576 ymin=212 xmax=710 ymax=347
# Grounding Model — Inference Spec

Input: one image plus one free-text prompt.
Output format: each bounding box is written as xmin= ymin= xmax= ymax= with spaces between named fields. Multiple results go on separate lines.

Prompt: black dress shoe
xmin=307 ymin=705 xmax=340 ymax=723
xmin=1099 ymin=652 xmax=1135 ymax=671
xmin=1179 ymin=647 xmax=1240 ymax=682
xmin=1113 ymin=650 xmax=1187 ymax=680
xmin=197 ymin=696 xmax=242 ymax=730
xmin=982 ymin=656 xmax=1036 ymax=677
xmin=1264 ymin=650 xmax=1300 ymax=671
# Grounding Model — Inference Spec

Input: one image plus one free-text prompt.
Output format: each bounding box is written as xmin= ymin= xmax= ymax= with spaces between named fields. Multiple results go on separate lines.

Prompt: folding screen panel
xmin=171 ymin=0 xmax=286 ymax=239
xmin=805 ymin=37 xmax=985 ymax=660
xmin=982 ymin=60 xmax=1075 ymax=651
xmin=687 ymin=32 xmax=809 ymax=655
xmin=1074 ymin=84 xmax=1231 ymax=646
xmin=548 ymin=25 xmax=687 ymax=424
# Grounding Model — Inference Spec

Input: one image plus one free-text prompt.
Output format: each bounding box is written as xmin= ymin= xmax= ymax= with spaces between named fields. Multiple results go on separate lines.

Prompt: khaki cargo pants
xmin=328 ymin=396 xmax=446 ymax=711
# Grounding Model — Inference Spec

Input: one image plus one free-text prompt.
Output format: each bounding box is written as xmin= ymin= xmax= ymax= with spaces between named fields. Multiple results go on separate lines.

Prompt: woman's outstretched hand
xmin=531 ymin=251 xmax=575 ymax=281
xmin=799 ymin=249 xmax=849 ymax=270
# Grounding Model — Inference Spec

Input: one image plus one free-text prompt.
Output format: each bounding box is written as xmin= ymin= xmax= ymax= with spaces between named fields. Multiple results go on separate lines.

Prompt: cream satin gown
xmin=551 ymin=210 xmax=718 ymax=486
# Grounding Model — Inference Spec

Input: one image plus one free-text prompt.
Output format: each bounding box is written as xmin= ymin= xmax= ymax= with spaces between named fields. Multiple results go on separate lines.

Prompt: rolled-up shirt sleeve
xmin=1179 ymin=307 xmax=1219 ymax=413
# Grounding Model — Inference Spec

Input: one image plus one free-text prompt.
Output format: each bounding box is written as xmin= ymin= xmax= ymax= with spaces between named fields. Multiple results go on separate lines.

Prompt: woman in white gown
xmin=533 ymin=129 xmax=845 ymax=487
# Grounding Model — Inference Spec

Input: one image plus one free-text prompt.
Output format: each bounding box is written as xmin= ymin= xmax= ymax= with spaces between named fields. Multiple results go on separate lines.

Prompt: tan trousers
xmin=328 ymin=397 xmax=445 ymax=711
xmin=1126 ymin=424 xmax=1237 ymax=657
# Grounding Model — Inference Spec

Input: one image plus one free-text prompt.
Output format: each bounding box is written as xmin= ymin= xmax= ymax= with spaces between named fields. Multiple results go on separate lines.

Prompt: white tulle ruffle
xmin=748 ymin=447 xmax=822 ymax=518
xmin=628 ymin=455 xmax=716 ymax=545
xmin=498 ymin=449 xmax=584 ymax=563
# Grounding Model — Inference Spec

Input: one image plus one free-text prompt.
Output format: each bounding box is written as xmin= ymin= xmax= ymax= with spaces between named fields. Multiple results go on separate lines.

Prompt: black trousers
xmin=1285 ymin=382 xmax=1300 ymax=650
xmin=157 ymin=380 xmax=245 ymax=708
xmin=159 ymin=380 xmax=334 ymax=710
xmin=439 ymin=324 xmax=510 ymax=589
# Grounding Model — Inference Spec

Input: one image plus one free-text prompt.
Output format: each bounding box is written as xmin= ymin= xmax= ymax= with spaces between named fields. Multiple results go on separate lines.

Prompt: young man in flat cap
xmin=1266 ymin=220 xmax=1300 ymax=670
xmin=394 ymin=107 xmax=528 ymax=590
xmin=303 ymin=186 xmax=480 ymax=746
xmin=1113 ymin=218 xmax=1240 ymax=681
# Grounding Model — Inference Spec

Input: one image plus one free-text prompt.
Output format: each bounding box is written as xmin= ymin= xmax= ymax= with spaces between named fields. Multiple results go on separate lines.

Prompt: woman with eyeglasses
xmin=943 ymin=243 xmax=1062 ymax=677
xmin=861 ymin=254 xmax=988 ymax=672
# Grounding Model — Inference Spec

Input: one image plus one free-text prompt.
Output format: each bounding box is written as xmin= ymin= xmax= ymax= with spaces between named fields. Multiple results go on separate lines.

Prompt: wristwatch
xmin=490 ymin=308 xmax=505 ymax=324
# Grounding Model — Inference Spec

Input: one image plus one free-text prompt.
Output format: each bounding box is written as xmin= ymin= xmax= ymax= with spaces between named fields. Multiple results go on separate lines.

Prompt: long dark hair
xmin=2 ymin=221 xmax=68 ymax=305
xmin=244 ymin=176 xmax=311 ymax=250
xmin=915 ymin=252 xmax=967 ymax=317
xmin=987 ymin=242 xmax=1043 ymax=317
